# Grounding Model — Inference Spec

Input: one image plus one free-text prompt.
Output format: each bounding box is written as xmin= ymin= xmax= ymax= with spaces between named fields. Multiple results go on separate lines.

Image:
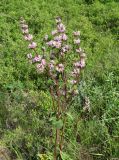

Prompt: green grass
xmin=0 ymin=0 xmax=119 ymax=159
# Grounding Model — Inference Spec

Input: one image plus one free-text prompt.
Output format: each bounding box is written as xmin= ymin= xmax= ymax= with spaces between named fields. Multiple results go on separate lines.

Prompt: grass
xmin=0 ymin=0 xmax=119 ymax=159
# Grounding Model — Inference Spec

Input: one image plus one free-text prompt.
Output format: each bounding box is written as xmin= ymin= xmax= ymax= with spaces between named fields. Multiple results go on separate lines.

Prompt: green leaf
xmin=60 ymin=152 xmax=72 ymax=160
xmin=52 ymin=119 xmax=63 ymax=129
xmin=66 ymin=112 xmax=74 ymax=121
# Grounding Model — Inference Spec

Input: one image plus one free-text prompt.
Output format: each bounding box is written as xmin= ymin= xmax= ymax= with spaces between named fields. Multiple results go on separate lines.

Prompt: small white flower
xmin=22 ymin=28 xmax=29 ymax=34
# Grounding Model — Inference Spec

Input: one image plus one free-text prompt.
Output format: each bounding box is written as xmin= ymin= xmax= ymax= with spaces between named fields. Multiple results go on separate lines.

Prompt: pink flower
xmin=47 ymin=40 xmax=62 ymax=48
xmin=24 ymin=34 xmax=33 ymax=41
xmin=62 ymin=45 xmax=70 ymax=52
xmin=74 ymin=39 xmax=80 ymax=45
xmin=46 ymin=40 xmax=54 ymax=47
xmin=54 ymin=34 xmax=67 ymax=42
xmin=52 ymin=30 xmax=58 ymax=35
xmin=56 ymin=64 xmax=64 ymax=72
xmin=32 ymin=55 xmax=41 ymax=62
xmin=41 ymin=59 xmax=46 ymax=65
xmin=61 ymin=34 xmax=67 ymax=41
xmin=79 ymin=59 xmax=85 ymax=68
xmin=57 ymin=23 xmax=65 ymax=33
xmin=27 ymin=53 xmax=32 ymax=59
xmin=74 ymin=61 xmax=81 ymax=68
xmin=53 ymin=41 xmax=62 ymax=48
xmin=54 ymin=35 xmax=62 ymax=41
xmin=28 ymin=42 xmax=37 ymax=49
xmin=70 ymin=80 xmax=77 ymax=84
xmin=73 ymin=31 xmax=80 ymax=36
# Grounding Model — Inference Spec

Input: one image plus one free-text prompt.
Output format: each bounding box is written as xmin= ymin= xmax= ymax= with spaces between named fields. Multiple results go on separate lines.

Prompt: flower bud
xmin=83 ymin=96 xmax=90 ymax=112
xmin=80 ymin=52 xmax=86 ymax=58
xmin=61 ymin=33 xmax=68 ymax=41
xmin=79 ymin=59 xmax=85 ymax=68
xmin=22 ymin=28 xmax=29 ymax=34
xmin=21 ymin=24 xmax=28 ymax=29
xmin=20 ymin=17 xmax=25 ymax=24
xmin=57 ymin=23 xmax=65 ymax=33
xmin=73 ymin=31 xmax=80 ymax=36
xmin=74 ymin=39 xmax=80 ymax=45
xmin=27 ymin=53 xmax=32 ymax=59
xmin=41 ymin=59 xmax=46 ymax=66
xmin=55 ymin=17 xmax=62 ymax=24
xmin=36 ymin=63 xmax=45 ymax=73
xmin=44 ymin=35 xmax=48 ymax=41
xmin=76 ymin=48 xmax=82 ymax=53
xmin=49 ymin=60 xmax=55 ymax=70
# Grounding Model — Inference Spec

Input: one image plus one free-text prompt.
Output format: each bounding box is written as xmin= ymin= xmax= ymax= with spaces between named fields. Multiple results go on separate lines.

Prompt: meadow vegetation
xmin=0 ymin=0 xmax=119 ymax=159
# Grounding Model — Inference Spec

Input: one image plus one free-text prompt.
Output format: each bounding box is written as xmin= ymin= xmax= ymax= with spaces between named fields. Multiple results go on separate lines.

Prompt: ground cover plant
xmin=0 ymin=0 xmax=119 ymax=160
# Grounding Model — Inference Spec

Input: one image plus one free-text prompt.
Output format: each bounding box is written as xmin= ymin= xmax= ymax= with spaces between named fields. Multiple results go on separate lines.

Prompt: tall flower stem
xmin=54 ymin=79 xmax=61 ymax=160
xmin=59 ymin=115 xmax=66 ymax=151
xmin=59 ymin=71 xmax=67 ymax=151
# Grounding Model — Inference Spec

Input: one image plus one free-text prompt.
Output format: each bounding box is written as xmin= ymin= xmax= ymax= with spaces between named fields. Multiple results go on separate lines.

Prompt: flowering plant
xmin=20 ymin=16 xmax=86 ymax=159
